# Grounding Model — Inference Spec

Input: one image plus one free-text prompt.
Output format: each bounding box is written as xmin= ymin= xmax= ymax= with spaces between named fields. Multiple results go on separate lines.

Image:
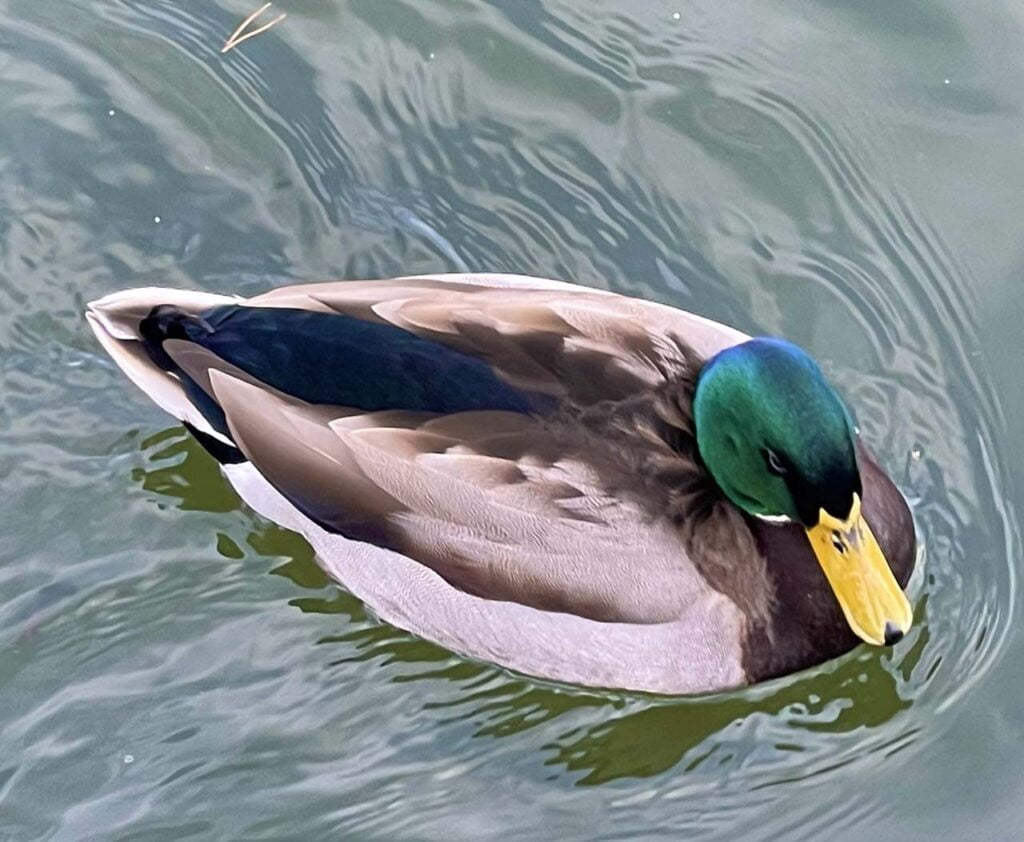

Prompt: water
xmin=1 ymin=0 xmax=1021 ymax=838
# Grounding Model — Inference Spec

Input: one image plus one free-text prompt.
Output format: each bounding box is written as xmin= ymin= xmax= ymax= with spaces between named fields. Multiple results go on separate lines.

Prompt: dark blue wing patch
xmin=195 ymin=305 xmax=539 ymax=414
xmin=140 ymin=304 xmax=542 ymax=441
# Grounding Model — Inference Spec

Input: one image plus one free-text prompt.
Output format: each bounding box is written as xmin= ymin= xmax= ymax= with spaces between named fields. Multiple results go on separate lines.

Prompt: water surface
xmin=1 ymin=0 xmax=1022 ymax=838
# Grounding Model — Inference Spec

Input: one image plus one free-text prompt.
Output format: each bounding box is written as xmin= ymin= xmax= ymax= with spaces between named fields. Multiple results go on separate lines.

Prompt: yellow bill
xmin=805 ymin=493 xmax=913 ymax=646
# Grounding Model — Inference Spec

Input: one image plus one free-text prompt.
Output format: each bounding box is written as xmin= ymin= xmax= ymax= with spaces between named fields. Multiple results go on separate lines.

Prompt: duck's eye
xmin=763 ymin=448 xmax=787 ymax=476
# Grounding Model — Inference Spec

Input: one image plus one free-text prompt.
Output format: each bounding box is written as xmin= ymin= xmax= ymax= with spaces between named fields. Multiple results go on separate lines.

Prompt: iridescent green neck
xmin=693 ymin=338 xmax=860 ymax=525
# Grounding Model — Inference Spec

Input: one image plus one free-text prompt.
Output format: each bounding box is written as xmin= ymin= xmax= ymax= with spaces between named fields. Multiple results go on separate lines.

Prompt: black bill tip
xmin=883 ymin=621 xmax=905 ymax=647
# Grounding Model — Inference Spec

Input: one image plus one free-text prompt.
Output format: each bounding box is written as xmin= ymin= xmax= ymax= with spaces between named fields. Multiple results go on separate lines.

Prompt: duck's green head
xmin=693 ymin=338 xmax=912 ymax=646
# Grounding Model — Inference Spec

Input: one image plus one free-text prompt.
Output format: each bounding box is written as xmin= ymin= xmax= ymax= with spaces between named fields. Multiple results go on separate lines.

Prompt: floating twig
xmin=221 ymin=2 xmax=286 ymax=53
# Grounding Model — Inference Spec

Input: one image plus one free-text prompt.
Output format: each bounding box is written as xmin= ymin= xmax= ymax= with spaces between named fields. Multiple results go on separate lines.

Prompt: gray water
xmin=1 ymin=0 xmax=1022 ymax=839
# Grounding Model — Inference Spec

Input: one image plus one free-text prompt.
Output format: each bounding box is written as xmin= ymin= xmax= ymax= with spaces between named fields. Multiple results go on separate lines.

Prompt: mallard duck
xmin=87 ymin=274 xmax=914 ymax=694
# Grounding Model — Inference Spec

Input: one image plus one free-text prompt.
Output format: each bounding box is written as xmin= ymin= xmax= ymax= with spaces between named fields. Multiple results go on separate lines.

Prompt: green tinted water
xmin=1 ymin=0 xmax=1022 ymax=838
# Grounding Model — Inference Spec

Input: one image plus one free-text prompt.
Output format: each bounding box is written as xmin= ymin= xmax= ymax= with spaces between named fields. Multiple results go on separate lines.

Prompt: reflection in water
xmin=138 ymin=427 xmax=930 ymax=787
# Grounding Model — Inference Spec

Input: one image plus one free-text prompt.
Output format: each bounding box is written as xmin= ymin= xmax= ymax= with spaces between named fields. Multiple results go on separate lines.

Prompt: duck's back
xmin=88 ymin=274 xmax=759 ymax=694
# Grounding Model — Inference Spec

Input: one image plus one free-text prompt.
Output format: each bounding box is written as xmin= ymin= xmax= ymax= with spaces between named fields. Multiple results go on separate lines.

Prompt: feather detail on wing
xmin=246 ymin=276 xmax=745 ymax=403
xmin=206 ymin=368 xmax=728 ymax=624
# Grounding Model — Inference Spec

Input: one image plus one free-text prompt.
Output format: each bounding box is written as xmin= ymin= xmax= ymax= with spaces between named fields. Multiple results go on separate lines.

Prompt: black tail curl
xmin=138 ymin=305 xmax=213 ymax=372
xmin=139 ymin=305 xmax=245 ymax=464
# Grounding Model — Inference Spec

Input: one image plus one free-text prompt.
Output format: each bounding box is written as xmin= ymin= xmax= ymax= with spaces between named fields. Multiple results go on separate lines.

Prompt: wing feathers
xmin=208 ymin=371 xmax=404 ymax=528
xmin=204 ymin=365 xmax=717 ymax=624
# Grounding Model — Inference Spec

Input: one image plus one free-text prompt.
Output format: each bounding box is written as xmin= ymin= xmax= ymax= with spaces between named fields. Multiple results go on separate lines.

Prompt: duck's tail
xmin=86 ymin=287 xmax=245 ymax=459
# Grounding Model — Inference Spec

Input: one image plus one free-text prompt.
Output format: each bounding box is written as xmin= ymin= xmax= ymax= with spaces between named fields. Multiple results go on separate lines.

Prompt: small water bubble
xmin=153 ymin=216 xmax=161 ymax=224
xmin=944 ymin=78 xmax=950 ymax=85
xmin=108 ymin=109 xmax=116 ymax=116
xmin=672 ymin=11 xmax=681 ymax=19
xmin=123 ymin=754 xmax=134 ymax=764
xmin=428 ymin=51 xmax=435 ymax=60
